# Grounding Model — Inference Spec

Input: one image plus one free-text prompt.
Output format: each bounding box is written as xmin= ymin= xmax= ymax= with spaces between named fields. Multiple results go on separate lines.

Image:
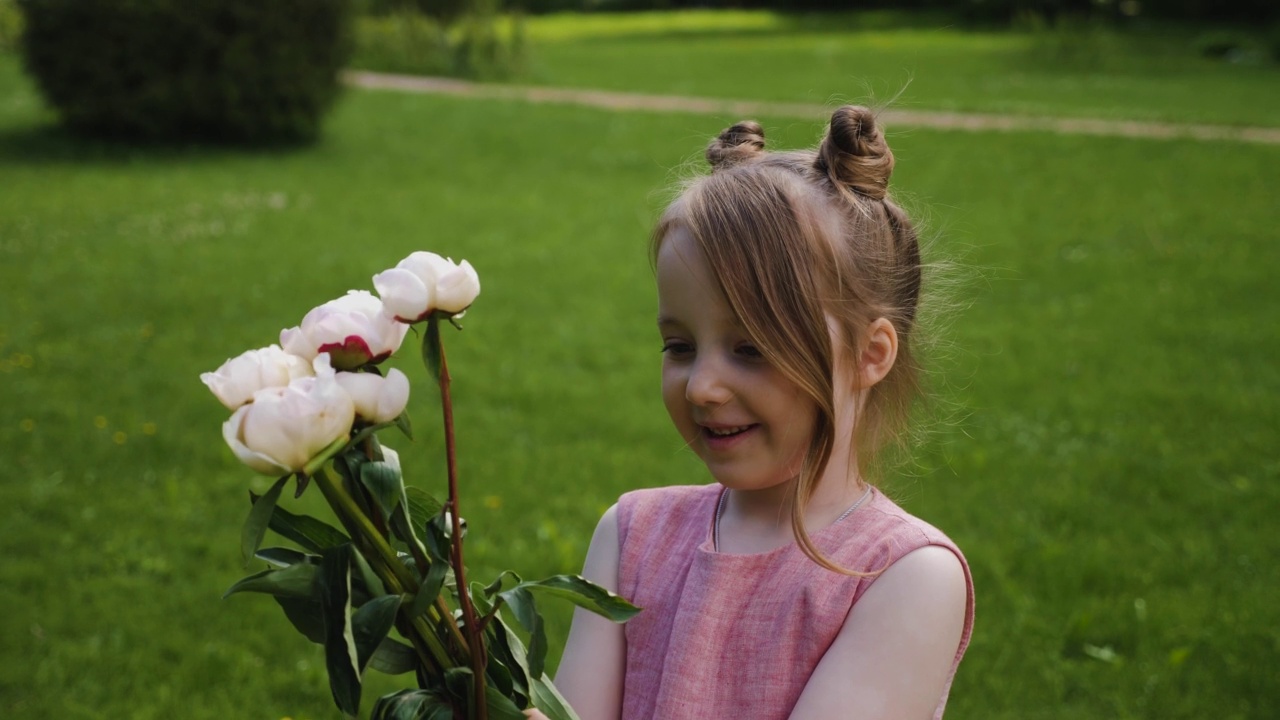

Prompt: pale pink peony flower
xmin=280 ymin=290 xmax=409 ymax=370
xmin=221 ymin=355 xmax=355 ymax=475
xmin=373 ymin=251 xmax=480 ymax=322
xmin=200 ymin=344 xmax=313 ymax=411
xmin=335 ymin=368 xmax=411 ymax=424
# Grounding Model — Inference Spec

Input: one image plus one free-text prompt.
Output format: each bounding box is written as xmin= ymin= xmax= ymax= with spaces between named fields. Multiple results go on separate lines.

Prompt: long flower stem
xmin=313 ymin=465 xmax=467 ymax=672
xmin=438 ymin=348 xmax=487 ymax=720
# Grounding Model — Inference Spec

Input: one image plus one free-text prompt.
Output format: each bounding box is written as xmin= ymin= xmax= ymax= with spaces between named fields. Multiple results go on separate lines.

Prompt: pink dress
xmin=616 ymin=484 xmax=974 ymax=720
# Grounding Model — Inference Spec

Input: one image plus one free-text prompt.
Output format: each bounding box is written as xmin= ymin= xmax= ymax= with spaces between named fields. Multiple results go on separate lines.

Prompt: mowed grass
xmin=511 ymin=10 xmax=1280 ymax=128
xmin=2 ymin=42 xmax=1279 ymax=719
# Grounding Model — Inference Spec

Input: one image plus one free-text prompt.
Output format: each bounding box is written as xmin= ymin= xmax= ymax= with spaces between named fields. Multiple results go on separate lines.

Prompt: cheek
xmin=661 ymin=369 xmax=693 ymax=435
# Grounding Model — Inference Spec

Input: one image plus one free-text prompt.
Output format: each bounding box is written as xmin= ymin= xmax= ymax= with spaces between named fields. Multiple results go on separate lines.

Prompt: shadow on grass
xmin=0 ymin=122 xmax=317 ymax=167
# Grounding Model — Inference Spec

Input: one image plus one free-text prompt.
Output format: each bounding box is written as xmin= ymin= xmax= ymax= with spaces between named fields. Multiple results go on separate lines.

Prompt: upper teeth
xmin=708 ymin=425 xmax=750 ymax=436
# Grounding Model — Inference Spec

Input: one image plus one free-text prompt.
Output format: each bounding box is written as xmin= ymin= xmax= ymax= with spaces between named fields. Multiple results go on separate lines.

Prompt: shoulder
xmin=847 ymin=489 xmax=969 ymax=569
xmin=862 ymin=489 xmax=958 ymax=543
xmin=582 ymin=503 xmax=621 ymax=589
xmin=841 ymin=490 xmax=975 ymax=662
xmin=617 ymin=483 xmax=719 ymax=542
xmin=868 ymin=545 xmax=967 ymax=610
xmin=789 ymin=546 xmax=970 ymax=719
xmin=618 ymin=483 xmax=718 ymax=513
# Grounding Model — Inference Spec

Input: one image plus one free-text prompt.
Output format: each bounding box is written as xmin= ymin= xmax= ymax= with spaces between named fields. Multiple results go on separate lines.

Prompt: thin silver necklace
xmin=713 ymin=484 xmax=874 ymax=552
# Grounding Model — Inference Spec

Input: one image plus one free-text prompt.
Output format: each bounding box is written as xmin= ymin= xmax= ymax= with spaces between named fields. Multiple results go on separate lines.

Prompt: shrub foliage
xmin=17 ymin=0 xmax=354 ymax=142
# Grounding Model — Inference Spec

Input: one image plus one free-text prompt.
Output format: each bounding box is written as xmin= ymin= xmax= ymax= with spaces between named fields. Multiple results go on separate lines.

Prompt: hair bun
xmin=706 ymin=121 xmax=765 ymax=169
xmin=817 ymin=106 xmax=894 ymax=200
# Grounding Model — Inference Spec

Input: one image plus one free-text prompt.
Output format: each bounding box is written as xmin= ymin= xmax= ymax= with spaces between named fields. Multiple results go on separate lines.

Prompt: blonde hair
xmin=653 ymin=107 xmax=924 ymax=574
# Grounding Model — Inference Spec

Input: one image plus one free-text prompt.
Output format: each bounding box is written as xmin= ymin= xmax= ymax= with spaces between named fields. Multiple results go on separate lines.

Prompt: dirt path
xmin=345 ymin=70 xmax=1280 ymax=145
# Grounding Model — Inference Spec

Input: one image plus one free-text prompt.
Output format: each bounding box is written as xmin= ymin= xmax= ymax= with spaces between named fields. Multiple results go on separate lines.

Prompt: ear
xmin=859 ymin=318 xmax=898 ymax=388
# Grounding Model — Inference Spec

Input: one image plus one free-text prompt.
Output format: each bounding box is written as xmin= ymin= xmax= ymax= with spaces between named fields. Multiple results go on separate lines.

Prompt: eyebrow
xmin=656 ymin=314 xmax=748 ymax=332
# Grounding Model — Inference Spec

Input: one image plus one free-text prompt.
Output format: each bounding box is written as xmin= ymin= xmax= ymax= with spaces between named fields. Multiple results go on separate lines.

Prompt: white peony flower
xmin=221 ymin=354 xmax=356 ymax=475
xmin=335 ymin=368 xmax=411 ymax=424
xmin=373 ymin=251 xmax=480 ymax=322
xmin=280 ymin=290 xmax=409 ymax=370
xmin=434 ymin=259 xmax=480 ymax=315
xmin=201 ymin=344 xmax=314 ymax=411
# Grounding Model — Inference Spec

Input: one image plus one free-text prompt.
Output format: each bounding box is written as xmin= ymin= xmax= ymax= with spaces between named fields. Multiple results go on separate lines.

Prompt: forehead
xmin=655 ymin=226 xmax=738 ymax=327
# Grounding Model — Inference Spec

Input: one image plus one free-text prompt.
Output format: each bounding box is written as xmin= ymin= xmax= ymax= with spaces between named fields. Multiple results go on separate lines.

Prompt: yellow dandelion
xmin=113 ymin=431 xmax=127 ymax=445
xmin=142 ymin=422 xmax=158 ymax=436
xmin=483 ymin=494 xmax=502 ymax=510
xmin=19 ymin=419 xmax=35 ymax=432
xmin=94 ymin=416 xmax=108 ymax=429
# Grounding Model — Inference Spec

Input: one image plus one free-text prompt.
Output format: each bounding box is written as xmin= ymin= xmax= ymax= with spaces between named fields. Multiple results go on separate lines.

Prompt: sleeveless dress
xmin=616 ymin=483 xmax=974 ymax=720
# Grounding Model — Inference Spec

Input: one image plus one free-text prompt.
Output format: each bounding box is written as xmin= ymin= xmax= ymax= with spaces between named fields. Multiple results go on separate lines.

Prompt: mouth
xmin=699 ymin=423 xmax=758 ymax=448
xmin=703 ymin=424 xmax=754 ymax=437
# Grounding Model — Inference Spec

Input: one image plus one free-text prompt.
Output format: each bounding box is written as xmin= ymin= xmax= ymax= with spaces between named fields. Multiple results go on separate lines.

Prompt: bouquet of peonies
xmin=202 ymin=252 xmax=637 ymax=720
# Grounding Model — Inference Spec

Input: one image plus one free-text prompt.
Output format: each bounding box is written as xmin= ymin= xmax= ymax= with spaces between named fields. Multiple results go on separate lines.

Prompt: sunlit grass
xmin=511 ymin=10 xmax=1280 ymax=128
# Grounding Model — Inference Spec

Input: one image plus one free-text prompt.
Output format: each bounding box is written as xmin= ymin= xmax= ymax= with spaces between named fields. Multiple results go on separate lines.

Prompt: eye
xmin=736 ymin=343 xmax=764 ymax=360
xmin=661 ymin=340 xmax=694 ymax=358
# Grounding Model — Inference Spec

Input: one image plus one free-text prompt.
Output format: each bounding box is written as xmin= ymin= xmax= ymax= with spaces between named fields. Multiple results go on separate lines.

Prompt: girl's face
xmin=656 ymin=227 xmax=816 ymax=493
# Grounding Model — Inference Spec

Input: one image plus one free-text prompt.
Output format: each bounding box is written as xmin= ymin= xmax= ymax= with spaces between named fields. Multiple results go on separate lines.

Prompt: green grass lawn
xmin=504 ymin=10 xmax=1280 ymax=128
xmin=2 ymin=31 xmax=1279 ymax=720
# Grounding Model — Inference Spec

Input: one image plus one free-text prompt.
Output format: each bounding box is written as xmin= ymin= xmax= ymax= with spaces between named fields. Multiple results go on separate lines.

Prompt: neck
xmin=718 ymin=454 xmax=870 ymax=551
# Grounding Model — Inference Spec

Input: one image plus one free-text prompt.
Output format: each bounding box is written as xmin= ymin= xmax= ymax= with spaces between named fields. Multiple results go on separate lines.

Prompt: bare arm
xmin=552 ymin=504 xmax=626 ymax=720
xmin=788 ymin=545 xmax=969 ymax=720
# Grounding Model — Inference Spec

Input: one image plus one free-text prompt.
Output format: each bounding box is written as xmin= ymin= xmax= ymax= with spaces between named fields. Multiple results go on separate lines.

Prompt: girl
xmin=541 ymin=106 xmax=974 ymax=720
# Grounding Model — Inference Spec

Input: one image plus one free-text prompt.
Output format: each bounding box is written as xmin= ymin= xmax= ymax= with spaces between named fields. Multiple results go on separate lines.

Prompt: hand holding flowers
xmin=202 ymin=252 xmax=635 ymax=720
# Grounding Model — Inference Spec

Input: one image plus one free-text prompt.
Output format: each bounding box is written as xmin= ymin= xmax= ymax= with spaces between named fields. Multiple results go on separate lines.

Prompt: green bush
xmin=0 ymin=0 xmax=22 ymax=54
xmin=17 ymin=0 xmax=354 ymax=142
xmin=351 ymin=9 xmax=526 ymax=80
xmin=353 ymin=12 xmax=454 ymax=76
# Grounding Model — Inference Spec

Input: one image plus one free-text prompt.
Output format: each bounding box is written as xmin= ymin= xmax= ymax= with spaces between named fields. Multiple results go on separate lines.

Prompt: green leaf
xmin=483 ymin=570 xmax=521 ymax=598
xmin=408 ymin=558 xmax=448 ymax=620
xmin=371 ymin=689 xmax=453 ymax=720
xmin=485 ymin=684 xmax=529 ymax=720
xmin=351 ymin=549 xmax=387 ymax=601
xmin=405 ymin=486 xmax=445 ymax=520
xmin=255 ymin=546 xmax=313 ymax=568
xmin=320 ymin=545 xmax=362 ymax=718
xmin=422 ymin=512 xmax=452 ymax=565
xmin=506 ymin=575 xmax=641 ymax=623
xmin=394 ymin=411 xmax=413 ymax=440
xmin=529 ymin=675 xmax=581 ymax=720
xmin=443 ymin=667 xmax=473 ymax=704
xmin=366 ymin=637 xmax=417 ymax=675
xmin=353 ymin=594 xmax=402 ymax=671
xmin=274 ymin=597 xmax=325 ymax=644
xmin=361 ymin=460 xmax=404 ymax=518
xmin=223 ymin=562 xmax=318 ymax=600
xmin=247 ymin=494 xmax=350 ymax=552
xmin=421 ymin=316 xmax=442 ymax=381
xmin=389 ymin=505 xmax=430 ymax=575
xmin=242 ymin=475 xmax=290 ymax=564
xmin=469 ymin=582 xmax=494 ymax=616
xmin=487 ymin=615 xmax=530 ymax=698
xmin=499 ymin=587 xmax=547 ymax=678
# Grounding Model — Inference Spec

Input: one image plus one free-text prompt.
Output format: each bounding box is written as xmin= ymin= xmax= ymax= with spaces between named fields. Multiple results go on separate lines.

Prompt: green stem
xmin=313 ymin=465 xmax=466 ymax=673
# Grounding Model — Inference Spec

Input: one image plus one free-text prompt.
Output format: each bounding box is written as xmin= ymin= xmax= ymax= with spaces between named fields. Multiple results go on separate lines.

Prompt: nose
xmin=685 ymin=354 xmax=733 ymax=408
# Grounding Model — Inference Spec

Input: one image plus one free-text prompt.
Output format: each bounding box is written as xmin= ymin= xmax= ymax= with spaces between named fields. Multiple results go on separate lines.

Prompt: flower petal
xmin=374 ymin=267 xmax=435 ymax=323
xmin=222 ymin=404 xmax=293 ymax=475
